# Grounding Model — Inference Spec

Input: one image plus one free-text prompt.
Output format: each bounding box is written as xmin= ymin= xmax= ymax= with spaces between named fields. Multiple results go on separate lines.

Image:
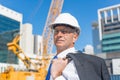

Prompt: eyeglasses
xmin=54 ymin=29 xmax=75 ymax=35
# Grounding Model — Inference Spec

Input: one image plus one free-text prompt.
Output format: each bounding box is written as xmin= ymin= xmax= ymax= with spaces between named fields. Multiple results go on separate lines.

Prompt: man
xmin=46 ymin=13 xmax=110 ymax=80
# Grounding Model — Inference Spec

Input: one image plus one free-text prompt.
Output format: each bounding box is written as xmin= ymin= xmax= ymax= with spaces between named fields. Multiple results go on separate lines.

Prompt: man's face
xmin=53 ymin=25 xmax=78 ymax=51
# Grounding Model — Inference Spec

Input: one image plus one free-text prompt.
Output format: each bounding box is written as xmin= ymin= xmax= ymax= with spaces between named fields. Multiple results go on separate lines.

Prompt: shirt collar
xmin=57 ymin=47 xmax=77 ymax=58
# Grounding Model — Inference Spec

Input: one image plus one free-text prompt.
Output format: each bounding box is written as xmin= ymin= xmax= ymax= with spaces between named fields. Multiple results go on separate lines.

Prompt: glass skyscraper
xmin=92 ymin=22 xmax=102 ymax=54
xmin=0 ymin=5 xmax=22 ymax=64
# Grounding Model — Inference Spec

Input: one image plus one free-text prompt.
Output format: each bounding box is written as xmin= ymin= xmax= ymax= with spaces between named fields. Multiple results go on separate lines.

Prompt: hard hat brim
xmin=49 ymin=23 xmax=80 ymax=35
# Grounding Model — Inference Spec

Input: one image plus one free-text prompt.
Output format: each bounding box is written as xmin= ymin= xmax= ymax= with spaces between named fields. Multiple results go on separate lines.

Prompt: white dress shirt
xmin=50 ymin=47 xmax=80 ymax=80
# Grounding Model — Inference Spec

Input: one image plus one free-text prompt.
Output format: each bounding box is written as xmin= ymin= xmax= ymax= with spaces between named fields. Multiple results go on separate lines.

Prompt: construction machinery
xmin=0 ymin=34 xmax=48 ymax=80
xmin=0 ymin=0 xmax=64 ymax=80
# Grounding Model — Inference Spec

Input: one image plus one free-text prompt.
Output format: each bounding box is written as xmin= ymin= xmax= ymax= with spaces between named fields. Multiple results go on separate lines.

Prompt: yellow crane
xmin=0 ymin=0 xmax=64 ymax=80
xmin=42 ymin=0 xmax=64 ymax=56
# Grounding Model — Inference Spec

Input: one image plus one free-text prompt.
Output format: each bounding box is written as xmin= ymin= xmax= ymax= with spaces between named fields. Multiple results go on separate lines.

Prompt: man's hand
xmin=51 ymin=58 xmax=68 ymax=80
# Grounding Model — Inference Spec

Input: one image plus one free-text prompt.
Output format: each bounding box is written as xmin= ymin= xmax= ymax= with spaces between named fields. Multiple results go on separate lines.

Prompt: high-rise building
xmin=19 ymin=23 xmax=35 ymax=66
xmin=20 ymin=23 xmax=34 ymax=55
xmin=98 ymin=4 xmax=120 ymax=53
xmin=92 ymin=21 xmax=102 ymax=54
xmin=33 ymin=35 xmax=42 ymax=55
xmin=0 ymin=5 xmax=22 ymax=64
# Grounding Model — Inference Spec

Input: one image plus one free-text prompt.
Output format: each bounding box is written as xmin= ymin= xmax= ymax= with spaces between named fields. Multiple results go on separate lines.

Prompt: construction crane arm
xmin=7 ymin=34 xmax=37 ymax=70
xmin=42 ymin=0 xmax=64 ymax=56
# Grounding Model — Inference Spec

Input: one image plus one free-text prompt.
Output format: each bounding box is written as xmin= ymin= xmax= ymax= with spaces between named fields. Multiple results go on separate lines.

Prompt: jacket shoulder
xmin=75 ymin=51 xmax=105 ymax=63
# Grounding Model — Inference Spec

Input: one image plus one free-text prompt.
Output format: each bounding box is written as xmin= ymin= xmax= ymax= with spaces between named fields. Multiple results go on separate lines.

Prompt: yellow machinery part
xmin=0 ymin=71 xmax=45 ymax=80
xmin=0 ymin=66 xmax=47 ymax=80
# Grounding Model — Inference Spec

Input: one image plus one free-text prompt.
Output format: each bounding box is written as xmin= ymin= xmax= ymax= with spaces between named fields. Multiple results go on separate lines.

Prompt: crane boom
xmin=42 ymin=0 xmax=64 ymax=55
xmin=7 ymin=34 xmax=38 ymax=70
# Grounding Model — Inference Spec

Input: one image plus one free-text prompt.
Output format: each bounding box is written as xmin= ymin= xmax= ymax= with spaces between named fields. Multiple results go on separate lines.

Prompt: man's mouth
xmin=57 ymin=40 xmax=63 ymax=42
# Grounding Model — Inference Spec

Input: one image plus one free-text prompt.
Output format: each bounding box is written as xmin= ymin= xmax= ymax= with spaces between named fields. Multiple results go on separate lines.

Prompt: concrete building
xmin=19 ymin=23 xmax=34 ymax=66
xmin=19 ymin=23 xmax=44 ymax=69
xmin=33 ymin=35 xmax=42 ymax=55
xmin=97 ymin=4 xmax=120 ymax=76
xmin=20 ymin=23 xmax=34 ymax=55
xmin=83 ymin=45 xmax=94 ymax=55
xmin=0 ymin=4 xmax=22 ymax=64
xmin=98 ymin=4 xmax=120 ymax=53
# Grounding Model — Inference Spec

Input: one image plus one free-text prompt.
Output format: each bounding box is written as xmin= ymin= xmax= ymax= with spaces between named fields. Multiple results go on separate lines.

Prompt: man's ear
xmin=73 ymin=33 xmax=78 ymax=43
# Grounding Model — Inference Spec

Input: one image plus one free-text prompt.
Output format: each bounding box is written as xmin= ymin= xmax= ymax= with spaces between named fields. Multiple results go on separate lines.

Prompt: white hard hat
xmin=50 ymin=13 xmax=80 ymax=35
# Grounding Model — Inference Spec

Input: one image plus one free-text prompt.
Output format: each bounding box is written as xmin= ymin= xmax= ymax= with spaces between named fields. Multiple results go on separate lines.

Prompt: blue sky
xmin=0 ymin=0 xmax=120 ymax=51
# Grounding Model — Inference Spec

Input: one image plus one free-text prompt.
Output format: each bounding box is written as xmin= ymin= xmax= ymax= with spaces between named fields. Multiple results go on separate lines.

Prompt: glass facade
xmin=102 ymin=32 xmax=120 ymax=52
xmin=101 ymin=17 xmax=120 ymax=53
xmin=92 ymin=26 xmax=102 ymax=54
xmin=0 ymin=14 xmax=20 ymax=64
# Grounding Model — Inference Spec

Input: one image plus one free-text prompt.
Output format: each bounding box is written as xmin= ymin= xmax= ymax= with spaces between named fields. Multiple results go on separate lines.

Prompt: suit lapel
xmin=74 ymin=53 xmax=88 ymax=80
xmin=67 ymin=53 xmax=88 ymax=80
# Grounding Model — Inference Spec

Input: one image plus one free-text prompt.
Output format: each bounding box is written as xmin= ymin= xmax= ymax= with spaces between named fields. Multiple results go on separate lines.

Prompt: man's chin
xmin=55 ymin=43 xmax=64 ymax=46
xmin=56 ymin=44 xmax=64 ymax=48
xmin=56 ymin=45 xmax=67 ymax=50
xmin=56 ymin=45 xmax=63 ymax=48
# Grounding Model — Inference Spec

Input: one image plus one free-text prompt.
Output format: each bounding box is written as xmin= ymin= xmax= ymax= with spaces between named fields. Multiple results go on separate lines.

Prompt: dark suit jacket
xmin=67 ymin=52 xmax=110 ymax=80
